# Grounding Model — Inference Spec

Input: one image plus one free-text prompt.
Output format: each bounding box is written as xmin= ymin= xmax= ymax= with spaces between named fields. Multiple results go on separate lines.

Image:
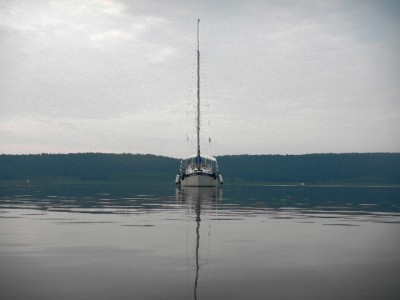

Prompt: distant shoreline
xmin=1 ymin=180 xmax=399 ymax=189
xmin=1 ymin=153 xmax=399 ymax=185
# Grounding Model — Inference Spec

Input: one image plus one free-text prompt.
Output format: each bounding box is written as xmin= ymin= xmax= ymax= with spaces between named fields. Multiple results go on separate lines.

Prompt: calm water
xmin=0 ymin=181 xmax=399 ymax=300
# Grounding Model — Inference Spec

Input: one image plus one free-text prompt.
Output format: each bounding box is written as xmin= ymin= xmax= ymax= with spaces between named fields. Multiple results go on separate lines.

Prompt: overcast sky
xmin=1 ymin=0 xmax=399 ymax=158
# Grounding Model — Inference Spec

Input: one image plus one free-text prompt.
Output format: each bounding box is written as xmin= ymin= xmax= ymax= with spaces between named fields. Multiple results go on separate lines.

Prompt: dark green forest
xmin=218 ymin=153 xmax=400 ymax=184
xmin=0 ymin=153 xmax=399 ymax=184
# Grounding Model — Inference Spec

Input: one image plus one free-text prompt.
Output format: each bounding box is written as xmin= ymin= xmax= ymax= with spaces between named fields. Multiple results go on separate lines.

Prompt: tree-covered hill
xmin=0 ymin=153 xmax=178 ymax=181
xmin=0 ymin=153 xmax=399 ymax=184
xmin=218 ymin=153 xmax=400 ymax=184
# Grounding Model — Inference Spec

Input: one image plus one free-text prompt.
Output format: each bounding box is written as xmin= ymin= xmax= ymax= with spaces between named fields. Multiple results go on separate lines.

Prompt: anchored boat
xmin=175 ymin=19 xmax=223 ymax=187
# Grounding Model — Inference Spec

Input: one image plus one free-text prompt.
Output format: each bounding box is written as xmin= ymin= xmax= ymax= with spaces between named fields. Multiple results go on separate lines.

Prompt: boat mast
xmin=196 ymin=19 xmax=201 ymax=164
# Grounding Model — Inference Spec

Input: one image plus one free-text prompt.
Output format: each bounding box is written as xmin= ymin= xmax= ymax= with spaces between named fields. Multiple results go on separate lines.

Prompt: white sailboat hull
xmin=181 ymin=174 xmax=219 ymax=187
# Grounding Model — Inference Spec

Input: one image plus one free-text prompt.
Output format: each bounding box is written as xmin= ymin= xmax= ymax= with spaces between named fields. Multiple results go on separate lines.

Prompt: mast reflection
xmin=194 ymin=192 xmax=200 ymax=300
xmin=176 ymin=187 xmax=222 ymax=300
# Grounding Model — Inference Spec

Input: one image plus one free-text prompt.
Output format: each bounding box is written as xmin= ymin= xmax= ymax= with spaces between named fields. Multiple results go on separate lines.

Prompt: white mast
xmin=196 ymin=19 xmax=201 ymax=165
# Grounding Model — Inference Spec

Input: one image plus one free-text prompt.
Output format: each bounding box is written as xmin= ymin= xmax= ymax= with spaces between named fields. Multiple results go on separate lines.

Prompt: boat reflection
xmin=176 ymin=187 xmax=222 ymax=299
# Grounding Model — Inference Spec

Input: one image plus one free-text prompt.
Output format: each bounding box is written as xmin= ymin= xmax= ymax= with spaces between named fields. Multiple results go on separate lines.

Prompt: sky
xmin=1 ymin=0 xmax=399 ymax=158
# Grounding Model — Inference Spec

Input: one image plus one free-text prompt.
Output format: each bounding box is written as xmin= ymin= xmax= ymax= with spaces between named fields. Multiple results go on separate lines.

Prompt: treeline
xmin=218 ymin=153 xmax=400 ymax=184
xmin=0 ymin=153 xmax=399 ymax=184
xmin=0 ymin=153 xmax=178 ymax=181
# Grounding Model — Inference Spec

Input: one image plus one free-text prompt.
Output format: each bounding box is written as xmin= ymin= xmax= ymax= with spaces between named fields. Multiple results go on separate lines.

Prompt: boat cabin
xmin=180 ymin=154 xmax=219 ymax=174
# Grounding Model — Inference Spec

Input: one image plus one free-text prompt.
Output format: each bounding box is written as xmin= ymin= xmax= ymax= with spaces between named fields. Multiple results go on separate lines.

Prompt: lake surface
xmin=0 ymin=181 xmax=399 ymax=300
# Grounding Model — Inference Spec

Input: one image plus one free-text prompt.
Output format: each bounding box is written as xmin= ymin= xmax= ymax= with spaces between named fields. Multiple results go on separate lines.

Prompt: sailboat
xmin=175 ymin=19 xmax=223 ymax=187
